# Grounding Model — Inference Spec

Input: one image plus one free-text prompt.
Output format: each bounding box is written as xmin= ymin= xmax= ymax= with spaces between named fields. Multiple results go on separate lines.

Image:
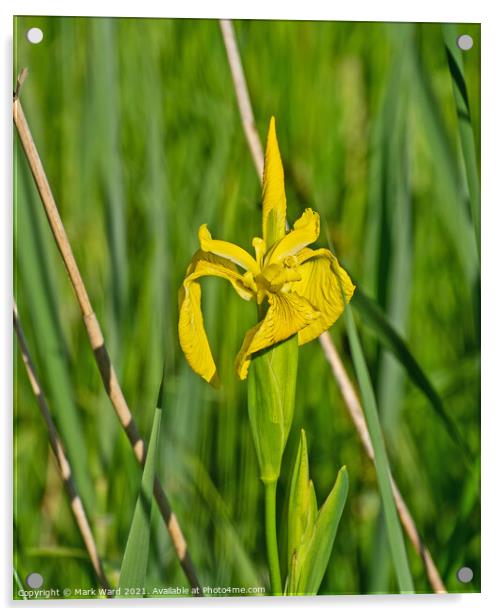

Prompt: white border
xmin=0 ymin=1 xmax=490 ymax=21
xmin=2 ymin=1 xmax=500 ymax=614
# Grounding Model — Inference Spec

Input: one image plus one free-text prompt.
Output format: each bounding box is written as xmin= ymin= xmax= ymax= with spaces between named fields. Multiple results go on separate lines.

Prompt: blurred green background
xmin=13 ymin=16 xmax=480 ymax=596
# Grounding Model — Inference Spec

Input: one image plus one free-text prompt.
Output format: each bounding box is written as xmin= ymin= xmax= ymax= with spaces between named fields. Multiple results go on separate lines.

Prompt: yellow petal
xmin=292 ymin=248 xmax=355 ymax=345
xmin=257 ymin=262 xmax=302 ymax=293
xmin=186 ymin=250 xmax=255 ymax=300
xmin=235 ymin=292 xmax=320 ymax=379
xmin=262 ymin=117 xmax=287 ymax=248
xmin=179 ymin=252 xmax=253 ymax=385
xmin=265 ymin=208 xmax=320 ymax=264
xmin=252 ymin=236 xmax=266 ymax=268
xmin=199 ymin=224 xmax=258 ymax=274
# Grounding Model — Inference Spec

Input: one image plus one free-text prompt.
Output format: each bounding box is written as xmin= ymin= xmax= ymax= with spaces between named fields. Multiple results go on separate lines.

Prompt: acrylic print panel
xmin=13 ymin=16 xmax=480 ymax=599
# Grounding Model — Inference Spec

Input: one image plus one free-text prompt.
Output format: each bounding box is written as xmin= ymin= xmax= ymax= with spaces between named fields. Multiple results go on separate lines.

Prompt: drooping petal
xmin=179 ymin=252 xmax=254 ymax=385
xmin=262 ymin=117 xmax=287 ymax=248
xmin=292 ymin=248 xmax=355 ymax=345
xmin=235 ymin=291 xmax=320 ymax=379
xmin=199 ymin=224 xmax=259 ymax=274
xmin=265 ymin=208 xmax=320 ymax=264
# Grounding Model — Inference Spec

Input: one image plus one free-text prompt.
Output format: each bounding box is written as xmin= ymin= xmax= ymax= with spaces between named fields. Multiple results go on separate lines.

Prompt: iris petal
xmin=292 ymin=248 xmax=355 ymax=345
xmin=199 ymin=225 xmax=259 ymax=274
xmin=235 ymin=292 xmax=320 ymax=379
xmin=265 ymin=209 xmax=320 ymax=265
xmin=178 ymin=252 xmax=254 ymax=385
xmin=262 ymin=117 xmax=287 ymax=248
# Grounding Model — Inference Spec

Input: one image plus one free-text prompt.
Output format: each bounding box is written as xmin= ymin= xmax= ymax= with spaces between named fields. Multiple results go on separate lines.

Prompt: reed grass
xmin=14 ymin=303 xmax=110 ymax=592
xmin=14 ymin=76 xmax=202 ymax=594
xmin=13 ymin=16 xmax=480 ymax=596
xmin=119 ymin=407 xmax=162 ymax=593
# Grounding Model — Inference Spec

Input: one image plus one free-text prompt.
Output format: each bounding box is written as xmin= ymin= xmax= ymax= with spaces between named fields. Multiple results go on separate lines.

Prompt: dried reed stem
xmin=220 ymin=20 xmax=264 ymax=178
xmin=13 ymin=80 xmax=202 ymax=595
xmin=14 ymin=303 xmax=111 ymax=592
xmin=219 ymin=19 xmax=446 ymax=594
xmin=319 ymin=335 xmax=446 ymax=593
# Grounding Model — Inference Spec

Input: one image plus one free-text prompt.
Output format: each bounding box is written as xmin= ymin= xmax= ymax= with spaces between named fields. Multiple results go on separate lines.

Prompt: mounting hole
xmin=457 ymin=34 xmax=473 ymax=51
xmin=26 ymin=27 xmax=44 ymax=44
xmin=457 ymin=566 xmax=474 ymax=583
xmin=26 ymin=572 xmax=44 ymax=589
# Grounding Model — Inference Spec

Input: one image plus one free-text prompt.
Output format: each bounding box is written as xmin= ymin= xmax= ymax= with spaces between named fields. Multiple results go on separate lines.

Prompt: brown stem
xmin=220 ymin=20 xmax=264 ymax=178
xmin=319 ymin=335 xmax=446 ymax=593
xmin=13 ymin=80 xmax=202 ymax=595
xmin=14 ymin=303 xmax=111 ymax=592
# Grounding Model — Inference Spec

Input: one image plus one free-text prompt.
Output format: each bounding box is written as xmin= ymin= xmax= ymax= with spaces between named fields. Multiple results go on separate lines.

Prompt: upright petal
xmin=235 ymin=291 xmax=320 ymax=379
xmin=262 ymin=117 xmax=287 ymax=248
xmin=265 ymin=208 xmax=320 ymax=265
xmin=292 ymin=248 xmax=355 ymax=345
xmin=179 ymin=252 xmax=254 ymax=386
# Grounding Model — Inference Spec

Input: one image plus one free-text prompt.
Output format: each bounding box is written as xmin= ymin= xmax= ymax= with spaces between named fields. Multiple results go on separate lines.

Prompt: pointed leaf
xmin=295 ymin=466 xmax=349 ymax=595
xmin=442 ymin=24 xmax=480 ymax=254
xmin=119 ymin=407 xmax=162 ymax=593
xmin=344 ymin=304 xmax=414 ymax=592
xmin=351 ymin=287 xmax=471 ymax=460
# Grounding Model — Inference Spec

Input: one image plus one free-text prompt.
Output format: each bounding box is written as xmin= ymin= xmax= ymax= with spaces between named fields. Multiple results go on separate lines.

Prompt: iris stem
xmin=264 ymin=479 xmax=282 ymax=595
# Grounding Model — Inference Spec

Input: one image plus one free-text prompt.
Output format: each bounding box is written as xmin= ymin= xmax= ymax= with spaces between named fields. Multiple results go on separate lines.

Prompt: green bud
xmin=247 ymin=335 xmax=298 ymax=483
xmin=288 ymin=429 xmax=317 ymax=566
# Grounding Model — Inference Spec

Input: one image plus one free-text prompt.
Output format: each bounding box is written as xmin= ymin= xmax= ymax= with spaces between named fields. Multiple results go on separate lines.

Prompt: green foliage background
xmin=13 ymin=16 xmax=480 ymax=596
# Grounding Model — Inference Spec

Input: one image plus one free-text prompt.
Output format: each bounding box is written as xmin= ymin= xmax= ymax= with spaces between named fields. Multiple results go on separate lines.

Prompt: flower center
xmin=256 ymin=261 xmax=302 ymax=294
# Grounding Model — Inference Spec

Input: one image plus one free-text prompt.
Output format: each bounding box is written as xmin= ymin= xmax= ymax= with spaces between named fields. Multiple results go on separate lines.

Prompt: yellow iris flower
xmin=178 ymin=117 xmax=355 ymax=385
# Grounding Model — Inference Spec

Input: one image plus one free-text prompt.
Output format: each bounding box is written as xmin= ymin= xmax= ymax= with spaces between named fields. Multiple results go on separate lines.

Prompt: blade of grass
xmin=13 ymin=80 xmax=203 ymax=594
xmin=15 ymin=147 xmax=94 ymax=510
xmin=90 ymin=18 xmax=129 ymax=336
xmin=13 ymin=568 xmax=27 ymax=599
xmin=14 ymin=303 xmax=110 ymax=591
xmin=319 ymin=332 xmax=446 ymax=592
xmin=366 ymin=29 xmax=414 ymax=590
xmin=439 ymin=454 xmax=480 ymax=583
xmin=344 ymin=304 xmax=414 ymax=593
xmin=371 ymin=32 xmax=413 ymax=437
xmin=409 ymin=29 xmax=478 ymax=283
xmin=442 ymin=24 xmax=480 ymax=255
xmin=351 ymin=288 xmax=471 ymax=460
xmin=119 ymin=406 xmax=161 ymax=593
xmin=182 ymin=450 xmax=264 ymax=589
xmin=87 ymin=19 xmax=128 ymax=469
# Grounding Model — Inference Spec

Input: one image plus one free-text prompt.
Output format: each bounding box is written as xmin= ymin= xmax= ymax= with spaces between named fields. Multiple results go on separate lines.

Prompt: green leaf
xmin=119 ymin=407 xmax=162 ymax=593
xmin=13 ymin=568 xmax=26 ymax=600
xmin=344 ymin=304 xmax=414 ymax=593
xmin=365 ymin=35 xmax=413 ymax=591
xmin=295 ymin=466 xmax=349 ymax=595
xmin=247 ymin=335 xmax=298 ymax=482
xmin=351 ymin=288 xmax=471 ymax=459
xmin=408 ymin=28 xmax=478 ymax=283
xmin=15 ymin=156 xmax=94 ymax=510
xmin=442 ymin=24 xmax=480 ymax=255
xmin=286 ymin=432 xmax=348 ymax=596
